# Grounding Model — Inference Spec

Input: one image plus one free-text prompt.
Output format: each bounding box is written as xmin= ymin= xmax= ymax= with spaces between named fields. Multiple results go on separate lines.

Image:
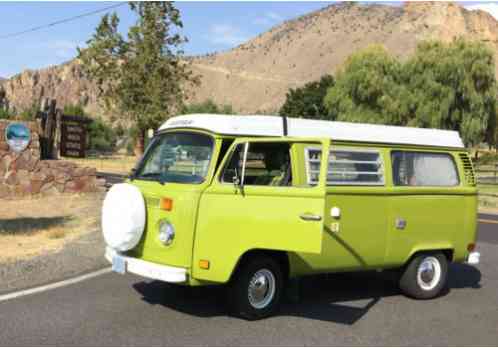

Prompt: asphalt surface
xmin=0 ymin=227 xmax=107 ymax=296
xmin=0 ymin=217 xmax=496 ymax=346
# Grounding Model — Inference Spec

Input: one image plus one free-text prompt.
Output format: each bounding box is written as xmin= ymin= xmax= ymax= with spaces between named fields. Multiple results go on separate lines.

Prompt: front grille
xmin=458 ymin=153 xmax=476 ymax=186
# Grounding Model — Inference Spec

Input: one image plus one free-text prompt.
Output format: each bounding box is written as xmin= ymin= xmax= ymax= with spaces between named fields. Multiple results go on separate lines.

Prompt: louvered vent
xmin=145 ymin=196 xmax=160 ymax=208
xmin=458 ymin=153 xmax=476 ymax=186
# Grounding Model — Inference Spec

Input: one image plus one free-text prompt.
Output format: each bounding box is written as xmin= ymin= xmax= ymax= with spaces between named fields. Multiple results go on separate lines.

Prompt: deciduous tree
xmin=279 ymin=74 xmax=334 ymax=119
xmin=324 ymin=40 xmax=497 ymax=147
xmin=78 ymin=2 xmax=199 ymax=155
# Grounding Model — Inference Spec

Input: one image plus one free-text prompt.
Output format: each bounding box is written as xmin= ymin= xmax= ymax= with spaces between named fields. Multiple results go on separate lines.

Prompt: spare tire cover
xmin=102 ymin=183 xmax=146 ymax=252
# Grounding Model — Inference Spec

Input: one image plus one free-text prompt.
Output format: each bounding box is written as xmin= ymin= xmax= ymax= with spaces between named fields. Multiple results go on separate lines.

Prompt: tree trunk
xmin=134 ymin=128 xmax=146 ymax=158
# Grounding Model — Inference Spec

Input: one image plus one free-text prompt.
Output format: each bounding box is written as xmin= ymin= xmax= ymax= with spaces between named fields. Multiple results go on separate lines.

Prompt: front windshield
xmin=136 ymin=132 xmax=214 ymax=184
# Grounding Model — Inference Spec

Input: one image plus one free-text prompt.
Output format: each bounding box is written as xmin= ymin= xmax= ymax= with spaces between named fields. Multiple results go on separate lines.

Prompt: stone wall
xmin=0 ymin=120 xmax=105 ymax=199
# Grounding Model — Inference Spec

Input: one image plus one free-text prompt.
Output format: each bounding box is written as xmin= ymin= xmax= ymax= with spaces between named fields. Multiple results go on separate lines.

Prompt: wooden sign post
xmin=60 ymin=114 xmax=92 ymax=158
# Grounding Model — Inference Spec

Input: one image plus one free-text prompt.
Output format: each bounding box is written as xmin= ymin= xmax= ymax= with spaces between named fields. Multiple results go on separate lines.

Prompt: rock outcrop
xmin=0 ymin=120 xmax=105 ymax=199
xmin=2 ymin=2 xmax=498 ymax=115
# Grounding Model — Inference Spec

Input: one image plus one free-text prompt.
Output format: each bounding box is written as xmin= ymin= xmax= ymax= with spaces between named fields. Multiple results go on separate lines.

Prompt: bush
xmin=19 ymin=103 xmax=40 ymax=121
xmin=63 ymin=104 xmax=86 ymax=117
xmin=87 ymin=117 xmax=117 ymax=153
xmin=279 ymin=74 xmax=334 ymax=119
xmin=475 ymin=151 xmax=498 ymax=166
xmin=0 ymin=108 xmax=11 ymax=120
xmin=181 ymin=99 xmax=235 ymax=115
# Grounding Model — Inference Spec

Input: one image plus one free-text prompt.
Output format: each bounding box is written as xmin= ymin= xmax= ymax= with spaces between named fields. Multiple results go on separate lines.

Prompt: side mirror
xmin=129 ymin=167 xmax=137 ymax=180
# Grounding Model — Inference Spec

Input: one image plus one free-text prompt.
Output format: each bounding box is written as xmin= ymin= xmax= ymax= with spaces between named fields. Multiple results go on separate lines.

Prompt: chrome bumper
xmin=105 ymin=247 xmax=187 ymax=283
xmin=466 ymin=251 xmax=480 ymax=265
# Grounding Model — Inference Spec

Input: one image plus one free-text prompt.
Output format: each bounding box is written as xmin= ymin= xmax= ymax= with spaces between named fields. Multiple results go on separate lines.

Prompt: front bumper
xmin=466 ymin=251 xmax=480 ymax=265
xmin=105 ymin=247 xmax=187 ymax=283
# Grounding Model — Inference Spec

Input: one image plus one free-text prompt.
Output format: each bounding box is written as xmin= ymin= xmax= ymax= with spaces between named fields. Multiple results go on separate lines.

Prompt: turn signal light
xmin=199 ymin=260 xmax=210 ymax=270
xmin=160 ymin=197 xmax=173 ymax=211
xmin=467 ymin=243 xmax=476 ymax=252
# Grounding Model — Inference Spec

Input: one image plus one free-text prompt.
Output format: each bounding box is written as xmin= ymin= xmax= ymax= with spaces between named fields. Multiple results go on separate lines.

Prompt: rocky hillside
xmin=3 ymin=1 xmax=498 ymax=117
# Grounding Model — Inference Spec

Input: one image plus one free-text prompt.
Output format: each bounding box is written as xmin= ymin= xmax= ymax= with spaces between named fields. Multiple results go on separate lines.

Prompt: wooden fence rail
xmin=476 ymin=164 xmax=498 ymax=185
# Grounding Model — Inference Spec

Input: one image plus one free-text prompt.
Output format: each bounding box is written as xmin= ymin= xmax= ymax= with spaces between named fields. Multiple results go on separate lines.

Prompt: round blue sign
xmin=5 ymin=123 xmax=31 ymax=153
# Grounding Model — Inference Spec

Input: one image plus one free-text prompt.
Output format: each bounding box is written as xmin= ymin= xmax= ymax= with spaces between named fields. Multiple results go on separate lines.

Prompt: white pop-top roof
xmin=159 ymin=114 xmax=464 ymax=148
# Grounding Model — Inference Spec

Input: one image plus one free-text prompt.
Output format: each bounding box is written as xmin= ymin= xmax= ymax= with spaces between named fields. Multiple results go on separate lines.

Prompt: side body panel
xmin=288 ymin=143 xmax=477 ymax=277
xmin=289 ymin=145 xmax=390 ymax=276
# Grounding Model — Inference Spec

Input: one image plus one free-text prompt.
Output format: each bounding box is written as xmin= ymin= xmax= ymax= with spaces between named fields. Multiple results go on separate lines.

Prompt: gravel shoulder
xmin=0 ymin=224 xmax=108 ymax=295
xmin=0 ymin=193 xmax=107 ymax=295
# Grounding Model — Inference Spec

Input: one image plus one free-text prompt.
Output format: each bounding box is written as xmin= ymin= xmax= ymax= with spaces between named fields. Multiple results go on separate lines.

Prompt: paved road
xmin=0 ymin=217 xmax=496 ymax=346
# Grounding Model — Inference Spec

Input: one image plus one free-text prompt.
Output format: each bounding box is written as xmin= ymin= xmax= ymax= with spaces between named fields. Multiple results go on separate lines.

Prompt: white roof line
xmin=159 ymin=114 xmax=465 ymax=149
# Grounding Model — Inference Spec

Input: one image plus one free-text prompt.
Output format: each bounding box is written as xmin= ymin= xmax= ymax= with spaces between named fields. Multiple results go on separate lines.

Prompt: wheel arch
xmin=405 ymin=247 xmax=454 ymax=266
xmin=229 ymin=249 xmax=290 ymax=282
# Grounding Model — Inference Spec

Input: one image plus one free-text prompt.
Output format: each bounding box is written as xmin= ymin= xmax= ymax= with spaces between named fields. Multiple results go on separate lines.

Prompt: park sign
xmin=60 ymin=114 xmax=92 ymax=158
xmin=5 ymin=122 xmax=31 ymax=153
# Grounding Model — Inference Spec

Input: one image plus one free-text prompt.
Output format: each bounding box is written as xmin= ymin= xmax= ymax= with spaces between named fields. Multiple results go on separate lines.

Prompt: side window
xmin=391 ymin=151 xmax=459 ymax=187
xmin=305 ymin=147 xmax=384 ymax=186
xmin=222 ymin=142 xmax=292 ymax=186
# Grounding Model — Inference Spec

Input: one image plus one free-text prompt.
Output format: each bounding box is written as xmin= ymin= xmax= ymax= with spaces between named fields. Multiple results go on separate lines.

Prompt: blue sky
xmin=0 ymin=1 xmax=497 ymax=78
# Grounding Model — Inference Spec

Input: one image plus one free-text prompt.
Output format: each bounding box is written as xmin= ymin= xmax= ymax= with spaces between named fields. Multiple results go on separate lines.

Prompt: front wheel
xmin=227 ymin=256 xmax=283 ymax=320
xmin=399 ymin=252 xmax=448 ymax=299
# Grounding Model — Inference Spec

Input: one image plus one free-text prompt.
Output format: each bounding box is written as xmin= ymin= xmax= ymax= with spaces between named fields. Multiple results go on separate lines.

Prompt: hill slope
xmin=3 ymin=1 xmax=498 ymax=116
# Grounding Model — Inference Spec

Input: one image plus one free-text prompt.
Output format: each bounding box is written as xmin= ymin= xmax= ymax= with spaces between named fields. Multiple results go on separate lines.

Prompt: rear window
xmin=391 ymin=151 xmax=459 ymax=187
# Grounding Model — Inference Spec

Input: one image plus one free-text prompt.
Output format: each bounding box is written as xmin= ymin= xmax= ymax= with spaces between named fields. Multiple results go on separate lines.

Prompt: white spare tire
xmin=102 ymin=183 xmax=146 ymax=252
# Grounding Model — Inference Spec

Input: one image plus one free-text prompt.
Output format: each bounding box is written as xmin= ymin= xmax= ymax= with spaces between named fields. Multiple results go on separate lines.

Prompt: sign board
xmin=60 ymin=115 xmax=92 ymax=158
xmin=5 ymin=123 xmax=31 ymax=153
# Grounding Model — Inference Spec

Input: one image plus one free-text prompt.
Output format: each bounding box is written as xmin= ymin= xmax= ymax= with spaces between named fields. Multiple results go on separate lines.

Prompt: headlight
xmin=158 ymin=220 xmax=175 ymax=246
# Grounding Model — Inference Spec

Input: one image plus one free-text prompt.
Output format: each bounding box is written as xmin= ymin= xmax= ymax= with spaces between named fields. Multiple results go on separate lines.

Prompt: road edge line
xmin=0 ymin=267 xmax=112 ymax=303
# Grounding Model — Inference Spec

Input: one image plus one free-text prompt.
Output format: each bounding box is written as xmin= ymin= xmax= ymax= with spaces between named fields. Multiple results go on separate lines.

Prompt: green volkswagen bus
xmin=102 ymin=114 xmax=480 ymax=320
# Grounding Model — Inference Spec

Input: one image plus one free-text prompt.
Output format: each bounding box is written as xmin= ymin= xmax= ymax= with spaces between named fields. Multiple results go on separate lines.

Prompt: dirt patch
xmin=0 ymin=193 xmax=104 ymax=263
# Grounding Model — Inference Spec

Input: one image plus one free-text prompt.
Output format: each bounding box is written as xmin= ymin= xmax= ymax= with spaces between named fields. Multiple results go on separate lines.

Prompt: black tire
xmin=227 ymin=256 xmax=284 ymax=320
xmin=399 ymin=252 xmax=448 ymax=299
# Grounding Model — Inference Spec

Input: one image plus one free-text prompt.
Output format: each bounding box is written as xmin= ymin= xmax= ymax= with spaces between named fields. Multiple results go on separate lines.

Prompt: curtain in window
xmin=412 ymin=153 xmax=458 ymax=186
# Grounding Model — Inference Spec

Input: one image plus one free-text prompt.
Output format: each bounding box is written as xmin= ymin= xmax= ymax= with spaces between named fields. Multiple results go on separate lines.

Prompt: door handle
xmin=300 ymin=213 xmax=322 ymax=221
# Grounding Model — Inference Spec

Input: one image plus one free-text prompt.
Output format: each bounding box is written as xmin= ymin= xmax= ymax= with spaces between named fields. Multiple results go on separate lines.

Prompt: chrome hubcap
xmin=248 ymin=269 xmax=276 ymax=309
xmin=417 ymin=256 xmax=442 ymax=291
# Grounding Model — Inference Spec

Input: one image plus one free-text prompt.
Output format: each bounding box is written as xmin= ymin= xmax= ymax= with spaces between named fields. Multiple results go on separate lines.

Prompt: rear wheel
xmin=227 ymin=256 xmax=283 ymax=320
xmin=399 ymin=252 xmax=448 ymax=299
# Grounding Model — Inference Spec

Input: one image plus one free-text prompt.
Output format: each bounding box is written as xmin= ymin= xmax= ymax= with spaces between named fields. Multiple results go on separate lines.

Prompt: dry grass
xmin=0 ymin=193 xmax=104 ymax=263
xmin=62 ymin=155 xmax=137 ymax=175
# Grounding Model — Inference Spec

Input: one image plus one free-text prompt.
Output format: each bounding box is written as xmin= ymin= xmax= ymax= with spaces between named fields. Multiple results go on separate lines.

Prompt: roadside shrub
xmin=181 ymin=99 xmax=235 ymax=115
xmin=63 ymin=104 xmax=85 ymax=117
xmin=0 ymin=108 xmax=11 ymax=119
xmin=475 ymin=151 xmax=498 ymax=166
xmin=88 ymin=117 xmax=117 ymax=153
xmin=19 ymin=102 xmax=40 ymax=121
